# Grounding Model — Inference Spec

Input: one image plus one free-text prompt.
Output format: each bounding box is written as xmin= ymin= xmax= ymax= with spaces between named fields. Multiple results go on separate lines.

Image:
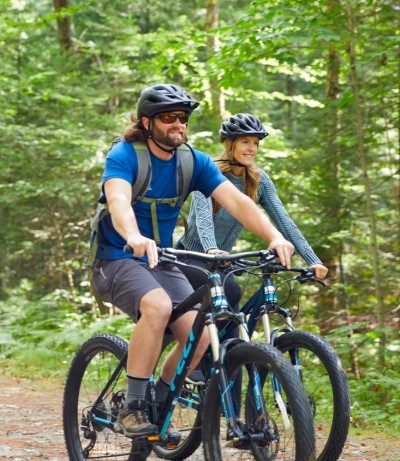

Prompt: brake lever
xmin=294 ymin=267 xmax=322 ymax=285
xmin=159 ymin=255 xmax=177 ymax=264
xmin=314 ymin=278 xmax=327 ymax=287
xmin=295 ymin=274 xmax=326 ymax=286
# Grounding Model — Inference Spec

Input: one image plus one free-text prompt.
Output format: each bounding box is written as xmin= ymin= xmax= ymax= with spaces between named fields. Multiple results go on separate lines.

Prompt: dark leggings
xmin=179 ymin=258 xmax=243 ymax=416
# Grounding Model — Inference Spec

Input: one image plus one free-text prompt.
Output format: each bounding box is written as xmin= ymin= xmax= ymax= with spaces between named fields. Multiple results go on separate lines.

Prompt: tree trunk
xmin=318 ymin=0 xmax=360 ymax=378
xmin=319 ymin=44 xmax=341 ymax=333
xmin=52 ymin=214 xmax=79 ymax=310
xmin=205 ymin=0 xmax=225 ymax=118
xmin=344 ymin=1 xmax=386 ymax=370
xmin=53 ymin=0 xmax=73 ymax=51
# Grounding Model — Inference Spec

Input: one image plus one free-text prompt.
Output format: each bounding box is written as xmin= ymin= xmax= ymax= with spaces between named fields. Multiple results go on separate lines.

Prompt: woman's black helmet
xmin=219 ymin=113 xmax=268 ymax=141
xmin=137 ymin=84 xmax=200 ymax=119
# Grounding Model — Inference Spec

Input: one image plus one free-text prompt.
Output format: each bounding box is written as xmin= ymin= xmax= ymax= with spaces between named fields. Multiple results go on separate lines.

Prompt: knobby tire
xmin=275 ymin=330 xmax=351 ymax=461
xmin=202 ymin=341 xmax=316 ymax=461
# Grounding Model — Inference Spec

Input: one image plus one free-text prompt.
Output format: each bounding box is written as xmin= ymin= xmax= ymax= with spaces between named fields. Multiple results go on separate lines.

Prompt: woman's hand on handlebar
xmin=207 ymin=248 xmax=230 ymax=267
xmin=311 ymin=263 xmax=328 ymax=280
xmin=268 ymin=237 xmax=294 ymax=269
xmin=206 ymin=248 xmax=229 ymax=256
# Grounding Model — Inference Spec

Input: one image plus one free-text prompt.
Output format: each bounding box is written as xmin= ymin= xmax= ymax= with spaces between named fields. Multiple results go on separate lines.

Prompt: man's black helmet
xmin=137 ymin=84 xmax=200 ymax=119
xmin=219 ymin=113 xmax=268 ymax=141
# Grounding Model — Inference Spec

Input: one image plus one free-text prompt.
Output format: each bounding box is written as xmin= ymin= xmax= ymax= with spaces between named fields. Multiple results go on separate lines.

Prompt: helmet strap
xmin=222 ymin=140 xmax=246 ymax=168
xmin=229 ymin=160 xmax=246 ymax=167
xmin=148 ymin=134 xmax=175 ymax=154
xmin=215 ymin=159 xmax=246 ymax=168
xmin=146 ymin=119 xmax=175 ymax=155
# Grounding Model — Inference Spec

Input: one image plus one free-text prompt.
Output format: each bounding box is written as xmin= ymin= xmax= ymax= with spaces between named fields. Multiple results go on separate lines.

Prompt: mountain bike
xmin=207 ymin=250 xmax=351 ymax=461
xmin=232 ymin=253 xmax=350 ymax=461
xmin=63 ymin=247 xmax=316 ymax=461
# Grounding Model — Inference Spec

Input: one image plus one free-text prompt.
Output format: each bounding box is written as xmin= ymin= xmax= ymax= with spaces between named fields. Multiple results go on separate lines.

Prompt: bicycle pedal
xmin=147 ymin=434 xmax=162 ymax=443
xmin=167 ymin=433 xmax=181 ymax=445
xmin=130 ymin=434 xmax=161 ymax=443
xmin=165 ymin=443 xmax=178 ymax=449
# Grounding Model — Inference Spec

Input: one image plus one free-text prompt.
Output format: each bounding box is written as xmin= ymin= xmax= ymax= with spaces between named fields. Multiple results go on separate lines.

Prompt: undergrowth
xmin=1 ymin=283 xmax=400 ymax=432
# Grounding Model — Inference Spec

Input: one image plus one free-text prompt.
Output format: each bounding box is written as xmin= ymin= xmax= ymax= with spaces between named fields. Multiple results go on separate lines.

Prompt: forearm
xmin=233 ymin=199 xmax=283 ymax=242
xmin=214 ymin=182 xmax=283 ymax=243
xmin=192 ymin=192 xmax=218 ymax=251
xmin=108 ymin=197 xmax=141 ymax=241
xmin=104 ymin=177 xmax=157 ymax=266
xmin=104 ymin=178 xmax=142 ymax=241
xmin=258 ymin=174 xmax=322 ymax=265
xmin=212 ymin=181 xmax=293 ymax=267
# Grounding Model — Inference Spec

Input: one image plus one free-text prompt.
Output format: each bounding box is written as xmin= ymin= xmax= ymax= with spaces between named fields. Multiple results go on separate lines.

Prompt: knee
xmin=139 ymin=289 xmax=172 ymax=327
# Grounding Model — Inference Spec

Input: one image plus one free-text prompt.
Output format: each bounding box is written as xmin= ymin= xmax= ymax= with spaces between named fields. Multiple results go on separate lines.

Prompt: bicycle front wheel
xmin=63 ymin=333 xmax=137 ymax=461
xmin=152 ymin=335 xmax=204 ymax=460
xmin=276 ymin=331 xmax=351 ymax=461
xmin=202 ymin=341 xmax=315 ymax=461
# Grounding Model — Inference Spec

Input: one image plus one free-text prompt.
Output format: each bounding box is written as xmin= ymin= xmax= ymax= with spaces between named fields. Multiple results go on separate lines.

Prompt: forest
xmin=0 ymin=0 xmax=399 ymax=432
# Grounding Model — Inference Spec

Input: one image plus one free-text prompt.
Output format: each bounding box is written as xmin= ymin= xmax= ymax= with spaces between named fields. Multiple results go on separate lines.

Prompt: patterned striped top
xmin=176 ymin=171 xmax=322 ymax=266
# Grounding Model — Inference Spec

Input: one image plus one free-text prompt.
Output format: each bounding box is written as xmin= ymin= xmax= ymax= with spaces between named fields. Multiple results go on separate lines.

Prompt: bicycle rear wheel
xmin=202 ymin=341 xmax=315 ymax=461
xmin=63 ymin=333 xmax=139 ymax=460
xmin=275 ymin=330 xmax=350 ymax=461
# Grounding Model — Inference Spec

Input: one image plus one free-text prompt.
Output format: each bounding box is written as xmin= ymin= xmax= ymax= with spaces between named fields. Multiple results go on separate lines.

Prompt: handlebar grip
xmin=124 ymin=244 xmax=133 ymax=254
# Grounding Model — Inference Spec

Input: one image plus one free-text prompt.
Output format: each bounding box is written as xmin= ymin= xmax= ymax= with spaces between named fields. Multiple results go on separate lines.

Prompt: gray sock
xmin=126 ymin=375 xmax=150 ymax=405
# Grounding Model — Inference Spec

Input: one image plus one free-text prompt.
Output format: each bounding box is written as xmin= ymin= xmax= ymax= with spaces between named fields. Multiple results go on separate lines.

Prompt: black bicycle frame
xmin=89 ymin=263 xmax=272 ymax=440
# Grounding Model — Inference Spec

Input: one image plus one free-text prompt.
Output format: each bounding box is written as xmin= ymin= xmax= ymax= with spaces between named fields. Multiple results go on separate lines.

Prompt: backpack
xmin=86 ymin=139 xmax=194 ymax=269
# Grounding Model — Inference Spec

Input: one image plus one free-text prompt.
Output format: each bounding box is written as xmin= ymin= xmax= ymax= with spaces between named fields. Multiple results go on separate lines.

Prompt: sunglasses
xmin=156 ymin=112 xmax=190 ymax=124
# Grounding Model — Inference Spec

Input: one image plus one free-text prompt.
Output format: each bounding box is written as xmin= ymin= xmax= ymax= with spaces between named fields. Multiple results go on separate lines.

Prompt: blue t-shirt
xmin=96 ymin=141 xmax=226 ymax=259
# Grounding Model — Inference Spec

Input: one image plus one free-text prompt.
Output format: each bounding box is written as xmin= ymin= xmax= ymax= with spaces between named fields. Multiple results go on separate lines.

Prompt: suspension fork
xmin=205 ymin=272 xmax=253 ymax=438
xmin=258 ymin=276 xmax=294 ymax=428
xmin=208 ymin=321 xmax=271 ymax=439
xmin=206 ymin=272 xmax=240 ymax=429
xmin=259 ymin=276 xmax=294 ymax=343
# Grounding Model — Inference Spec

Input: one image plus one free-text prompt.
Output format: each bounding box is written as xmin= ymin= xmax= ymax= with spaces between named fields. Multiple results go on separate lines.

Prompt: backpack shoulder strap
xmin=176 ymin=143 xmax=193 ymax=207
xmin=131 ymin=141 xmax=152 ymax=203
xmin=132 ymin=141 xmax=193 ymax=206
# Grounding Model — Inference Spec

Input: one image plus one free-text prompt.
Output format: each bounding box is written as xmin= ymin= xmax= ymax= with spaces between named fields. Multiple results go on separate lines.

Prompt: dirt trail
xmin=0 ymin=374 xmax=398 ymax=461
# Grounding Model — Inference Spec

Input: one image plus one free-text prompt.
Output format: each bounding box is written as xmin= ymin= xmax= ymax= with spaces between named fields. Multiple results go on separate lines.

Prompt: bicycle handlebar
xmin=123 ymin=245 xmax=325 ymax=286
xmin=163 ymin=247 xmax=277 ymax=263
xmin=123 ymin=245 xmax=277 ymax=264
xmin=232 ymin=259 xmax=325 ymax=286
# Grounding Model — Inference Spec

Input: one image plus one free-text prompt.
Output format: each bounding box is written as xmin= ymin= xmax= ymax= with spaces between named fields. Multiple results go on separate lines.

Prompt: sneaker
xmin=117 ymin=399 xmax=158 ymax=438
xmin=185 ymin=369 xmax=205 ymax=386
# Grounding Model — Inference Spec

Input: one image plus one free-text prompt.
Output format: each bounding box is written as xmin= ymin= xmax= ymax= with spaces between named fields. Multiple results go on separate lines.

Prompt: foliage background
xmin=0 ymin=0 xmax=399 ymax=431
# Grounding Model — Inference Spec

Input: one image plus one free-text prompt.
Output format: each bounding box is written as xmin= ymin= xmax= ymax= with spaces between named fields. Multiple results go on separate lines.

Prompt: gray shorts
xmin=91 ymin=258 xmax=196 ymax=322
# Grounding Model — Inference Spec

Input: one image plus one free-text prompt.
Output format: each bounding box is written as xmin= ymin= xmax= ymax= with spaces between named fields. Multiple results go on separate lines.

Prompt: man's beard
xmin=151 ymin=124 xmax=188 ymax=148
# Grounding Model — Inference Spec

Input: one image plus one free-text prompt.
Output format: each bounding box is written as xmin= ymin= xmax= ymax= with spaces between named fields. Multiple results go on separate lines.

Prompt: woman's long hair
xmin=212 ymin=138 xmax=260 ymax=214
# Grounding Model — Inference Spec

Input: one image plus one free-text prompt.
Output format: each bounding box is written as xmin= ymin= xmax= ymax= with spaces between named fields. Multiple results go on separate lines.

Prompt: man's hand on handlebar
xmin=126 ymin=233 xmax=158 ymax=269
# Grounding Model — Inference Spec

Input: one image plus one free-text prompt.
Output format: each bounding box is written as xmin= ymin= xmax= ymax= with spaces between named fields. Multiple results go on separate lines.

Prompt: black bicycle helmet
xmin=137 ymin=84 xmax=200 ymax=119
xmin=219 ymin=113 xmax=268 ymax=141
